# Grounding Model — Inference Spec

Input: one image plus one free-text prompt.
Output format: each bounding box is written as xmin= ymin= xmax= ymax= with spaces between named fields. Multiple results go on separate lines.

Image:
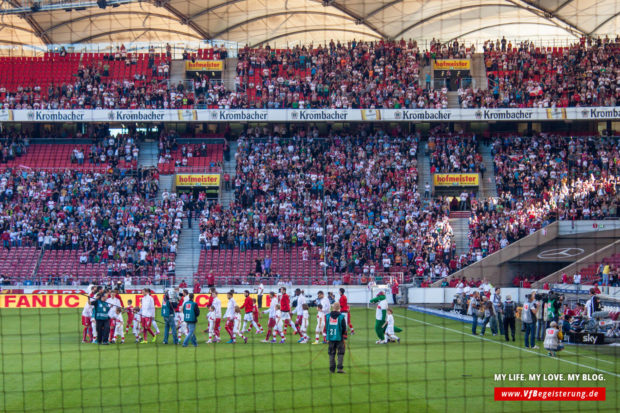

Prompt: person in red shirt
xmin=278 ymin=287 xmax=298 ymax=335
xmin=252 ymin=299 xmax=262 ymax=333
xmin=241 ymin=290 xmax=260 ymax=333
xmin=193 ymin=281 xmax=201 ymax=294
xmin=391 ymin=279 xmax=400 ymax=304
xmin=522 ymin=278 xmax=532 ymax=288
xmin=179 ymin=280 xmax=187 ymax=289
xmin=339 ymin=288 xmax=355 ymax=334
xmin=125 ymin=299 xmax=135 ymax=335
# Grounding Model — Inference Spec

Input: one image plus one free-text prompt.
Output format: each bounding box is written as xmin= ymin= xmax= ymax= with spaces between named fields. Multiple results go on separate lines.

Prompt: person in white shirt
xmin=293 ymin=288 xmax=306 ymax=334
xmin=107 ymin=292 xmax=122 ymax=343
xmin=313 ymin=291 xmax=331 ymax=344
xmin=573 ymin=272 xmax=582 ymax=288
xmin=257 ymin=282 xmax=265 ymax=308
xmin=232 ymin=306 xmax=247 ymax=344
xmin=273 ymin=305 xmax=285 ymax=343
xmin=211 ymin=288 xmax=222 ymax=342
xmin=261 ymin=292 xmax=279 ymax=343
xmin=383 ymin=309 xmax=399 ymax=343
xmin=206 ymin=306 xmax=216 ymax=344
xmin=140 ymin=288 xmax=156 ymax=343
xmin=543 ymin=321 xmax=564 ymax=357
xmin=298 ymin=304 xmax=310 ymax=343
xmin=224 ymin=291 xmax=237 ymax=343
xmin=132 ymin=309 xmax=142 ymax=342
xmin=110 ymin=308 xmax=125 ymax=344
xmin=81 ymin=302 xmax=93 ymax=343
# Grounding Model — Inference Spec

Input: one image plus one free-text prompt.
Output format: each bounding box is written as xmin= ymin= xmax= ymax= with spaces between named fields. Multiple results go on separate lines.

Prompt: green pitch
xmin=0 ymin=307 xmax=618 ymax=412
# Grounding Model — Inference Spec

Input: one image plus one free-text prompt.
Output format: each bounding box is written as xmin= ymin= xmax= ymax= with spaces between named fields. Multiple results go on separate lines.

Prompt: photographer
xmin=467 ymin=291 xmax=481 ymax=335
xmin=546 ymin=292 xmax=562 ymax=327
xmin=521 ymin=292 xmax=538 ymax=349
xmin=91 ymin=292 xmax=111 ymax=345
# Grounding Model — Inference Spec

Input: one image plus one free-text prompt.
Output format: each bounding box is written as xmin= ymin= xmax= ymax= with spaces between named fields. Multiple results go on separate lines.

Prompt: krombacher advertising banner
xmin=3 ymin=107 xmax=620 ymax=123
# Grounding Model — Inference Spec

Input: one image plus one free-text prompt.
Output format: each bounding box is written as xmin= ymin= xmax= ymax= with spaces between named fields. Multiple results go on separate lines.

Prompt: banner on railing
xmin=0 ymin=293 xmax=256 ymax=308
xmin=185 ymin=60 xmax=224 ymax=71
xmin=433 ymin=59 xmax=470 ymax=70
xmin=2 ymin=107 xmax=619 ymax=123
xmin=433 ymin=173 xmax=480 ymax=187
xmin=175 ymin=173 xmax=220 ymax=187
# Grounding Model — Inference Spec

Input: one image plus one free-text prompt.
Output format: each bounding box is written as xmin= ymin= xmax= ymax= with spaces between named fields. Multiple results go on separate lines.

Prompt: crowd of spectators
xmin=232 ymin=39 xmax=449 ymax=109
xmin=1 ymin=37 xmax=618 ymax=109
xmin=427 ymin=130 xmax=485 ymax=174
xmin=195 ymin=126 xmax=457 ymax=282
xmin=482 ymin=36 xmax=619 ymax=108
xmin=0 ymin=166 xmax=184 ymax=284
xmin=466 ymin=133 xmax=618 ymax=262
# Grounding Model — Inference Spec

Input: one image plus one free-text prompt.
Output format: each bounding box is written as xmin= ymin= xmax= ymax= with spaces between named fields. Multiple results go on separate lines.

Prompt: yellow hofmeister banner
xmin=176 ymin=174 xmax=220 ymax=187
xmin=433 ymin=59 xmax=471 ymax=70
xmin=0 ymin=293 xmax=259 ymax=308
xmin=433 ymin=173 xmax=479 ymax=187
xmin=185 ymin=60 xmax=224 ymax=71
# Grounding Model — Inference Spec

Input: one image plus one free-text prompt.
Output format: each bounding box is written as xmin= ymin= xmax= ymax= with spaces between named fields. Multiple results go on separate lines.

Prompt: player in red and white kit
xmin=177 ymin=290 xmax=189 ymax=342
xmin=298 ymin=304 xmax=310 ymax=343
xmin=252 ymin=298 xmax=263 ymax=333
xmin=132 ymin=308 xmax=142 ymax=343
xmin=125 ymin=299 xmax=135 ymax=335
xmin=211 ymin=288 xmax=222 ymax=342
xmin=241 ymin=290 xmax=260 ymax=334
xmin=140 ymin=288 xmax=157 ymax=343
xmin=81 ymin=300 xmax=93 ymax=343
xmin=261 ymin=292 xmax=278 ymax=343
xmin=224 ymin=290 xmax=237 ymax=343
xmin=279 ymin=287 xmax=298 ymax=335
xmin=110 ymin=307 xmax=125 ymax=344
xmin=339 ymin=288 xmax=354 ymax=334
xmin=107 ymin=290 xmax=123 ymax=343
xmin=231 ymin=306 xmax=247 ymax=344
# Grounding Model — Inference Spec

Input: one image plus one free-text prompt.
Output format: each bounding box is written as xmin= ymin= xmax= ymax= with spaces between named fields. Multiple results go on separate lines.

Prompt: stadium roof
xmin=0 ymin=0 xmax=618 ymax=47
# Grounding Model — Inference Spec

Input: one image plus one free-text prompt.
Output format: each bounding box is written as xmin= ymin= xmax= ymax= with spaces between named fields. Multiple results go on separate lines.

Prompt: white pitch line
xmin=562 ymin=349 xmax=614 ymax=365
xmin=395 ymin=312 xmax=620 ymax=378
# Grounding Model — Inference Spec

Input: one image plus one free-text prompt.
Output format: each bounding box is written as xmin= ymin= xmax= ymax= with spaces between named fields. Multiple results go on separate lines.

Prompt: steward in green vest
xmin=326 ymin=302 xmax=348 ymax=374
xmin=92 ymin=293 xmax=111 ymax=344
xmin=161 ymin=294 xmax=178 ymax=345
xmin=182 ymin=293 xmax=200 ymax=347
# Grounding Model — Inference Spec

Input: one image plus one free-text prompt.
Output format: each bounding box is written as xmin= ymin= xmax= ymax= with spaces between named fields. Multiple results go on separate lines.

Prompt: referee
xmin=326 ymin=302 xmax=348 ymax=374
xmin=92 ymin=293 xmax=111 ymax=345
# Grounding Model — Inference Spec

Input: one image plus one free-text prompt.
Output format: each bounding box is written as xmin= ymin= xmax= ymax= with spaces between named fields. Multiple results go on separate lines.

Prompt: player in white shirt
xmin=132 ymin=308 xmax=142 ymax=342
xmin=261 ymin=292 xmax=279 ymax=343
xmin=140 ymin=289 xmax=157 ymax=343
xmin=206 ymin=306 xmax=216 ymax=343
xmin=81 ymin=301 xmax=93 ymax=343
xmin=383 ymin=309 xmax=399 ymax=343
xmin=106 ymin=293 xmax=122 ymax=343
xmin=110 ymin=308 xmax=125 ymax=343
xmin=313 ymin=291 xmax=330 ymax=344
xmin=224 ymin=290 xmax=237 ymax=343
xmin=273 ymin=305 xmax=285 ymax=343
xmin=211 ymin=288 xmax=222 ymax=342
xmin=231 ymin=306 xmax=247 ymax=344
xmin=177 ymin=291 xmax=189 ymax=342
xmin=293 ymin=288 xmax=306 ymax=333
xmin=297 ymin=304 xmax=310 ymax=343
